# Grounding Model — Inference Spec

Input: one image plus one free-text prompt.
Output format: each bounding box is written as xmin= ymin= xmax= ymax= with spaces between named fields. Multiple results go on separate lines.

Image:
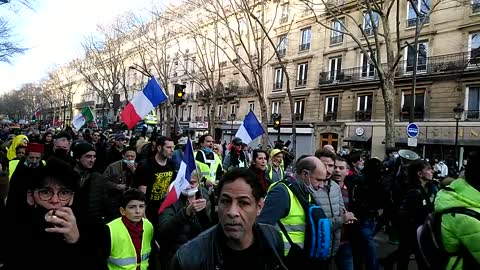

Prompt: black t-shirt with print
xmin=134 ymin=157 xmax=176 ymax=222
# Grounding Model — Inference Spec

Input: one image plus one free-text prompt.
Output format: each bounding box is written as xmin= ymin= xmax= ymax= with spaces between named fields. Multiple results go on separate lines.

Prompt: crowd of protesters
xmin=0 ymin=122 xmax=479 ymax=270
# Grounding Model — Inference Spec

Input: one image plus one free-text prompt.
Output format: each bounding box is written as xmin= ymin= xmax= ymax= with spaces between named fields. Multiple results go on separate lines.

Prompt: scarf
xmin=121 ymin=216 xmax=144 ymax=270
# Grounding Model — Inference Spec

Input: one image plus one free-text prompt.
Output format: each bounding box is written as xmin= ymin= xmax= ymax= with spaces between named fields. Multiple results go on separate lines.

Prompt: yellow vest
xmin=195 ymin=150 xmax=222 ymax=185
xmin=267 ymin=181 xmax=306 ymax=255
xmin=8 ymin=160 xmax=46 ymax=180
xmin=267 ymin=164 xmax=284 ymax=182
xmin=107 ymin=217 xmax=154 ymax=270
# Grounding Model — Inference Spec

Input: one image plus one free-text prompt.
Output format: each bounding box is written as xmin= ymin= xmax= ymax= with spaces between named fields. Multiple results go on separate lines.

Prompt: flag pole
xmin=248 ymin=110 xmax=275 ymax=149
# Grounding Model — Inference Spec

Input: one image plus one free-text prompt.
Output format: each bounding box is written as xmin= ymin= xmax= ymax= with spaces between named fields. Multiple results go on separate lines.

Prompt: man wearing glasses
xmin=3 ymin=158 xmax=84 ymax=270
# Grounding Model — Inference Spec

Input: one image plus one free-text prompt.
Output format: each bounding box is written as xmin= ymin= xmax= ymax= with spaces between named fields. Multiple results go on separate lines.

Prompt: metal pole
xmin=230 ymin=116 xmax=234 ymax=142
xmin=409 ymin=15 xmax=420 ymax=124
xmin=277 ymin=127 xmax=281 ymax=143
xmin=454 ymin=118 xmax=459 ymax=170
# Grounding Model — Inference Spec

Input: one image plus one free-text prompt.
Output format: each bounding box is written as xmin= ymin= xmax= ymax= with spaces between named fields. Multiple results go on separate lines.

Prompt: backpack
xmin=417 ymin=207 xmax=480 ymax=270
xmin=273 ymin=180 xmax=331 ymax=265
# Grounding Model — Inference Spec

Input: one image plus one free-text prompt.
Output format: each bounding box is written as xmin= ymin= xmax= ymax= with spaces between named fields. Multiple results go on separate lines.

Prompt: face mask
xmin=204 ymin=147 xmax=213 ymax=154
xmin=392 ymin=153 xmax=399 ymax=159
xmin=181 ymin=187 xmax=198 ymax=197
xmin=356 ymin=164 xmax=364 ymax=171
xmin=54 ymin=148 xmax=68 ymax=158
xmin=123 ymin=159 xmax=135 ymax=165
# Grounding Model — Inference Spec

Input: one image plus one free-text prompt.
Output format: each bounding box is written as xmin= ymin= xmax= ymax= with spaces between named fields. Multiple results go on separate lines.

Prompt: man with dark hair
xmin=170 ymin=168 xmax=287 ymax=270
xmin=434 ymin=151 xmax=480 ymax=268
xmin=312 ymin=150 xmax=356 ymax=265
xmin=134 ymin=136 xmax=176 ymax=224
xmin=259 ymin=156 xmax=328 ymax=269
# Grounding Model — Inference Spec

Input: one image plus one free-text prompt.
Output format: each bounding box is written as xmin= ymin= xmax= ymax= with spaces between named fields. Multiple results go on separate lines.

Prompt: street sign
xmin=407 ymin=123 xmax=419 ymax=138
xmin=408 ymin=137 xmax=418 ymax=147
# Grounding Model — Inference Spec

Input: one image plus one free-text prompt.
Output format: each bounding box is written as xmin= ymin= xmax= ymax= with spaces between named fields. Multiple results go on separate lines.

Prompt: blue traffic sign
xmin=407 ymin=123 xmax=419 ymax=138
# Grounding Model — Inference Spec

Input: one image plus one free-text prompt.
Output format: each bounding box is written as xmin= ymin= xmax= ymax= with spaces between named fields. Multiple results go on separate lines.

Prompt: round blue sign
xmin=407 ymin=123 xmax=419 ymax=138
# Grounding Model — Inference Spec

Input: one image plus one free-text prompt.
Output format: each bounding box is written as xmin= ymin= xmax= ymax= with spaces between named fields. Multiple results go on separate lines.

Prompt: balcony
xmin=355 ymin=110 xmax=372 ymax=121
xmin=466 ymin=110 xmax=480 ymax=120
xmin=364 ymin=27 xmax=375 ymax=36
xmin=330 ymin=35 xmax=344 ymax=45
xmin=195 ymin=116 xmax=208 ymax=121
xmin=273 ymin=82 xmax=283 ymax=90
xmin=400 ymin=107 xmax=424 ymax=121
xmin=277 ymin=49 xmax=286 ymax=58
xmin=406 ymin=15 xmax=429 ymax=28
xmin=294 ymin=112 xmax=304 ymax=121
xmin=324 ymin=111 xmax=337 ymax=121
xmin=280 ymin=16 xmax=288 ymax=24
xmin=296 ymin=79 xmax=307 ymax=87
xmin=319 ymin=51 xmax=480 ymax=86
xmin=299 ymin=43 xmax=310 ymax=51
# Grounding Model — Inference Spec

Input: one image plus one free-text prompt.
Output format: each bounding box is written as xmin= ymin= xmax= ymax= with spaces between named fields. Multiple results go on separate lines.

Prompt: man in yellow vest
xmin=102 ymin=188 xmax=153 ymax=270
xmin=267 ymin=149 xmax=285 ymax=182
xmin=258 ymin=156 xmax=328 ymax=270
xmin=195 ymin=134 xmax=223 ymax=187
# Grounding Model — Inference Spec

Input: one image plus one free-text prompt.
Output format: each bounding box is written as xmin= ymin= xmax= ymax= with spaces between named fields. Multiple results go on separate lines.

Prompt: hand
xmin=44 ymin=207 xmax=80 ymax=244
xmin=126 ymin=163 xmax=136 ymax=171
xmin=116 ymin=184 xmax=127 ymax=190
xmin=343 ymin=209 xmax=357 ymax=224
xmin=186 ymin=199 xmax=207 ymax=216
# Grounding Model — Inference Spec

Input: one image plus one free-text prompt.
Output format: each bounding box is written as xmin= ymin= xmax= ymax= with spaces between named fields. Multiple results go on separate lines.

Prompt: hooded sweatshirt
xmin=434 ymin=178 xmax=480 ymax=269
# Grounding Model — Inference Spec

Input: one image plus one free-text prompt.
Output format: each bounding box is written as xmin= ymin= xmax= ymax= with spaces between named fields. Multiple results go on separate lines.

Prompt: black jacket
xmin=169 ymin=223 xmax=287 ymax=270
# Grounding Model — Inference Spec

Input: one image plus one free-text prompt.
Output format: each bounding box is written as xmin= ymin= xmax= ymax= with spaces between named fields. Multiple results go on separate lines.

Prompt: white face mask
xmin=181 ymin=187 xmax=198 ymax=197
xmin=123 ymin=159 xmax=135 ymax=165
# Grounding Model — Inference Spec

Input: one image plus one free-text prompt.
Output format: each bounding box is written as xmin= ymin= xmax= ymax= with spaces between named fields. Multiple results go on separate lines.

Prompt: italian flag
xmin=72 ymin=107 xmax=94 ymax=130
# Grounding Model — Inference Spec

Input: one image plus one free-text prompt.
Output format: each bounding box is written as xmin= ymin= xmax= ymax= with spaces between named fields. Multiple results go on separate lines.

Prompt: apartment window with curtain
xmin=361 ymin=51 xmax=376 ymax=78
xmin=467 ymin=86 xmax=480 ymax=119
xmin=356 ymin=94 xmax=373 ymax=121
xmin=294 ymin=100 xmax=305 ymax=121
xmin=363 ymin=12 xmax=379 ymax=36
xmin=405 ymin=41 xmax=428 ymax=72
xmin=469 ymin=32 xmax=480 ymax=64
xmin=271 ymin=100 xmax=281 ymax=115
xmin=296 ymin=62 xmax=308 ymax=87
xmin=401 ymin=90 xmax=425 ymax=120
xmin=324 ymin=96 xmax=338 ymax=121
xmin=407 ymin=0 xmax=430 ymax=27
xmin=299 ymin=27 xmax=311 ymax=51
xmin=277 ymin=35 xmax=287 ymax=57
xmin=329 ymin=56 xmax=342 ymax=81
xmin=331 ymin=18 xmax=345 ymax=45
xmin=274 ymin=68 xmax=283 ymax=90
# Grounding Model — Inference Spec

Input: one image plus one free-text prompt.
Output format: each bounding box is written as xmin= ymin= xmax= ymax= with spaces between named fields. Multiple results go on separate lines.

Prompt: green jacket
xmin=435 ymin=178 xmax=480 ymax=269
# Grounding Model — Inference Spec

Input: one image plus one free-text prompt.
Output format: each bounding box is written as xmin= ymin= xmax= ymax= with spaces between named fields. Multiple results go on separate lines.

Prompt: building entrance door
xmin=320 ymin=133 xmax=339 ymax=150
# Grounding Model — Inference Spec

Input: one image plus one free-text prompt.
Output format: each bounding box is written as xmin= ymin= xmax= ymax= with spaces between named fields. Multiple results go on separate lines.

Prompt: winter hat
xmin=26 ymin=143 xmax=44 ymax=154
xmin=72 ymin=142 xmax=96 ymax=159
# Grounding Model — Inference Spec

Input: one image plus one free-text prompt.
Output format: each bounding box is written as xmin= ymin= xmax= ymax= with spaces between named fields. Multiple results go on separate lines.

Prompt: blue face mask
xmin=204 ymin=147 xmax=213 ymax=154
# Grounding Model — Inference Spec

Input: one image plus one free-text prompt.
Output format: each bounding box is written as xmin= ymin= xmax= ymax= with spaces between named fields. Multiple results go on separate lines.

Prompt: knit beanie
xmin=72 ymin=142 xmax=96 ymax=159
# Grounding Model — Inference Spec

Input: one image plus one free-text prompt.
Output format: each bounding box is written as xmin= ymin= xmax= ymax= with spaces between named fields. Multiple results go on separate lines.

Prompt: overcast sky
xmin=0 ymin=0 xmax=159 ymax=94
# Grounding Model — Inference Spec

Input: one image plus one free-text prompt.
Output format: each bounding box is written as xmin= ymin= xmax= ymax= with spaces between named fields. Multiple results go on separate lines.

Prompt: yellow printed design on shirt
xmin=150 ymin=171 xmax=173 ymax=201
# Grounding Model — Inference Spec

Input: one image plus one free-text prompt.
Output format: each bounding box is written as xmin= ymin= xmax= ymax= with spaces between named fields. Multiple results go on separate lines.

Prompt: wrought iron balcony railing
xmin=473 ymin=2 xmax=480 ymax=13
xmin=299 ymin=43 xmax=310 ymax=51
xmin=406 ymin=15 xmax=430 ymax=28
xmin=330 ymin=35 xmax=344 ymax=45
xmin=273 ymin=82 xmax=283 ymax=90
xmin=466 ymin=110 xmax=480 ymax=120
xmin=400 ymin=108 xmax=424 ymax=121
xmin=277 ymin=49 xmax=286 ymax=58
xmin=355 ymin=110 xmax=372 ymax=121
xmin=296 ymin=79 xmax=307 ymax=87
xmin=324 ymin=111 xmax=337 ymax=121
xmin=319 ymin=51 xmax=480 ymax=86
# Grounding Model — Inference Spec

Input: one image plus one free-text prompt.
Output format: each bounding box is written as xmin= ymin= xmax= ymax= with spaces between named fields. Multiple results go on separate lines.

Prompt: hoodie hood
xmin=7 ymin=134 xmax=28 ymax=160
xmin=435 ymin=178 xmax=480 ymax=212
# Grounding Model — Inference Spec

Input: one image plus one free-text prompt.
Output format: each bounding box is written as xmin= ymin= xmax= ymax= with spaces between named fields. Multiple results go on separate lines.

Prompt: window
xmin=473 ymin=0 xmax=480 ymax=13
xmin=191 ymin=57 xmax=196 ymax=73
xmin=296 ymin=62 xmax=308 ymax=87
xmin=405 ymin=41 xmax=428 ymax=72
xmin=274 ymin=68 xmax=283 ymax=90
xmin=271 ymin=100 xmax=280 ymax=115
xmin=249 ymin=101 xmax=255 ymax=112
xmin=361 ymin=51 xmax=376 ymax=78
xmin=188 ymin=105 xmax=192 ymax=121
xmin=407 ymin=0 xmax=430 ymax=27
xmin=294 ymin=100 xmax=305 ymax=121
xmin=331 ymin=18 xmax=345 ymax=44
xmin=280 ymin=4 xmax=289 ymax=23
xmin=469 ymin=32 xmax=480 ymax=64
xmin=329 ymin=56 xmax=343 ymax=81
xmin=356 ymin=94 xmax=373 ymax=121
xmin=466 ymin=86 xmax=480 ymax=119
xmin=184 ymin=58 xmax=189 ymax=74
xmin=324 ymin=96 xmax=338 ymax=121
xmin=299 ymin=27 xmax=311 ymax=51
xmin=401 ymin=90 xmax=425 ymax=120
xmin=217 ymin=105 xmax=223 ymax=118
xmin=363 ymin=12 xmax=379 ymax=36
xmin=277 ymin=35 xmax=287 ymax=57
xmin=230 ymin=104 xmax=237 ymax=115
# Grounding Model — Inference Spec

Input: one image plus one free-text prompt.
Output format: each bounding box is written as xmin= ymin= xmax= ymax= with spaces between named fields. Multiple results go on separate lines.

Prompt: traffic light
xmin=174 ymin=84 xmax=186 ymax=105
xmin=273 ymin=114 xmax=281 ymax=130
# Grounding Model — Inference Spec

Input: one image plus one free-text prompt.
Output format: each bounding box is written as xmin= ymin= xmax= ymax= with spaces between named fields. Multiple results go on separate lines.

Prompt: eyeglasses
xmin=36 ymin=188 xmax=74 ymax=201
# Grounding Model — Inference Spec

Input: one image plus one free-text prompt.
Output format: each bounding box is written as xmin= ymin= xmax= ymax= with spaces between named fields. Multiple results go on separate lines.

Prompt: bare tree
xmin=46 ymin=67 xmax=78 ymax=125
xmin=302 ymin=0 xmax=447 ymax=147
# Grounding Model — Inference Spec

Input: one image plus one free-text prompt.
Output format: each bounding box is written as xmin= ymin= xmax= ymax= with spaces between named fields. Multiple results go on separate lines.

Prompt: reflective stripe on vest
xmin=195 ymin=150 xmax=222 ymax=184
xmin=107 ymin=217 xmax=154 ymax=270
xmin=8 ymin=159 xmax=46 ymax=180
xmin=267 ymin=182 xmax=306 ymax=255
xmin=267 ymin=165 xmax=284 ymax=182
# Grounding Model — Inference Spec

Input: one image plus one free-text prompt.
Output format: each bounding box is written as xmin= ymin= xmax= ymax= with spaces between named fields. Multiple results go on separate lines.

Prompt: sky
xmin=0 ymin=0 xmax=161 ymax=94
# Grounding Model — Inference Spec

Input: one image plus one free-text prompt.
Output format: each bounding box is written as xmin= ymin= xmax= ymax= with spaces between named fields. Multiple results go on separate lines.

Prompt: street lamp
xmin=453 ymin=103 xmax=464 ymax=171
xmin=229 ymin=113 xmax=236 ymax=142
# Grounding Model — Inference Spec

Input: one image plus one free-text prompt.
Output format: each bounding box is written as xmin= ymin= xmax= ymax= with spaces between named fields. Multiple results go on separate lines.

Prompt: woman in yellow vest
xmin=102 ymin=188 xmax=154 ymax=270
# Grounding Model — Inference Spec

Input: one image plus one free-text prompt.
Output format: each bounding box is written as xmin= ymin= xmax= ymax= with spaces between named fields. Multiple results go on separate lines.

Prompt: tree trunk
xmin=209 ymin=99 xmax=216 ymax=137
xmin=259 ymin=94 xmax=269 ymax=146
xmin=165 ymin=104 xmax=172 ymax=137
xmin=382 ymin=76 xmax=396 ymax=148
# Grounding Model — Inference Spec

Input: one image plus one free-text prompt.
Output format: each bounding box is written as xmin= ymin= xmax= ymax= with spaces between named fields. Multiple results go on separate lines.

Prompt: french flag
xmin=120 ymin=78 xmax=168 ymax=129
xmin=235 ymin=110 xmax=265 ymax=144
xmin=159 ymin=139 xmax=196 ymax=214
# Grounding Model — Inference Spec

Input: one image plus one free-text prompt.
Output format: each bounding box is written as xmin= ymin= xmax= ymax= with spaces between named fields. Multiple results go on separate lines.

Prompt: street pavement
xmin=375 ymin=232 xmax=418 ymax=270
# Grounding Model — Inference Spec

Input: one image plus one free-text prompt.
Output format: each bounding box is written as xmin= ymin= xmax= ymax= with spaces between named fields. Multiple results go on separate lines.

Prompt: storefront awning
xmin=344 ymin=135 xmax=371 ymax=142
xmin=394 ymin=138 xmax=480 ymax=146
